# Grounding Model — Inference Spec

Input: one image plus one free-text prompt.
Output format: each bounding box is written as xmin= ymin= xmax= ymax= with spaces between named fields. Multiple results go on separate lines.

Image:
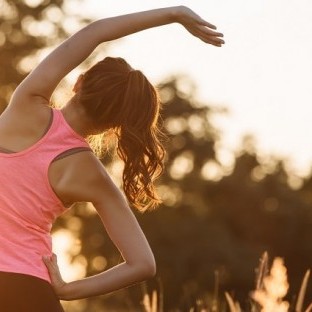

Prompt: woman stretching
xmin=0 ymin=6 xmax=224 ymax=311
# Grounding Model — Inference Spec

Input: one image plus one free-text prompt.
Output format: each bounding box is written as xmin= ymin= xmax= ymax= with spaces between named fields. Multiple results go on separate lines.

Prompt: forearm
xmin=94 ymin=7 xmax=180 ymax=42
xmin=23 ymin=7 xmax=179 ymax=98
xmin=15 ymin=7 xmax=180 ymax=100
xmin=60 ymin=261 xmax=155 ymax=300
xmin=47 ymin=7 xmax=179 ymax=69
xmin=18 ymin=6 xmax=223 ymax=100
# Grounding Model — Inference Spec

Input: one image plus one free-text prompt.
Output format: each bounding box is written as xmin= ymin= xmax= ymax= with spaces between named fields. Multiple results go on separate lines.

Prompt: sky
xmin=64 ymin=0 xmax=312 ymax=176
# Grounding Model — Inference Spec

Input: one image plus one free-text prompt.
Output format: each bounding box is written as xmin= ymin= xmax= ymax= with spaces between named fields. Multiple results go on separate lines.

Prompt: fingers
xmin=42 ymin=254 xmax=59 ymax=273
xmin=52 ymin=253 xmax=58 ymax=262
xmin=201 ymin=27 xmax=225 ymax=46
xmin=178 ymin=6 xmax=224 ymax=46
xmin=199 ymin=37 xmax=223 ymax=47
xmin=199 ymin=18 xmax=217 ymax=30
xmin=192 ymin=28 xmax=224 ymax=47
xmin=43 ymin=254 xmax=66 ymax=284
xmin=185 ymin=22 xmax=225 ymax=47
xmin=42 ymin=255 xmax=52 ymax=271
xmin=42 ymin=254 xmax=56 ymax=265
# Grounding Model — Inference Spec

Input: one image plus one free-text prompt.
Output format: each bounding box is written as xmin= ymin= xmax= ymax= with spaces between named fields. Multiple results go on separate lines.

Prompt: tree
xmin=0 ymin=0 xmax=88 ymax=111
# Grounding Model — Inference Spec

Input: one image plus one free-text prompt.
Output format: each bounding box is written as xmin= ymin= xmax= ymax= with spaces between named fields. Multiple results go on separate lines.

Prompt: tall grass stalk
xmin=225 ymin=292 xmax=241 ymax=312
xmin=142 ymin=290 xmax=158 ymax=312
xmin=305 ymin=303 xmax=312 ymax=312
xmin=296 ymin=270 xmax=310 ymax=312
xmin=212 ymin=270 xmax=220 ymax=312
xmin=255 ymin=252 xmax=269 ymax=291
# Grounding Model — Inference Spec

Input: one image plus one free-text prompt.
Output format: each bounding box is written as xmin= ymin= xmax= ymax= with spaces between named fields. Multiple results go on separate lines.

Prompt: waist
xmin=0 ymin=271 xmax=50 ymax=286
xmin=0 ymin=261 xmax=51 ymax=283
xmin=0 ymin=232 xmax=52 ymax=283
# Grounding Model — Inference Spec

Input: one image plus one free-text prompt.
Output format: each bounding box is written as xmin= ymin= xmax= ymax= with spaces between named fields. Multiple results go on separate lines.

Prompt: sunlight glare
xmin=252 ymin=257 xmax=289 ymax=312
xmin=251 ymin=166 xmax=266 ymax=182
xmin=165 ymin=117 xmax=187 ymax=135
xmin=91 ymin=256 xmax=108 ymax=271
xmin=158 ymin=184 xmax=182 ymax=206
xmin=42 ymin=6 xmax=63 ymax=23
xmin=52 ymin=229 xmax=86 ymax=282
xmin=201 ymin=160 xmax=223 ymax=181
xmin=22 ymin=16 xmax=55 ymax=37
xmin=169 ymin=151 xmax=194 ymax=180
xmin=187 ymin=115 xmax=205 ymax=138
xmin=215 ymin=146 xmax=235 ymax=174
xmin=24 ymin=0 xmax=44 ymax=8
xmin=66 ymin=216 xmax=83 ymax=233
xmin=17 ymin=53 xmax=39 ymax=74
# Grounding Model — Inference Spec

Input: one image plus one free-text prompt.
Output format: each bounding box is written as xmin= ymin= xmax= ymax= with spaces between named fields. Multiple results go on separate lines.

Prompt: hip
xmin=0 ymin=271 xmax=64 ymax=312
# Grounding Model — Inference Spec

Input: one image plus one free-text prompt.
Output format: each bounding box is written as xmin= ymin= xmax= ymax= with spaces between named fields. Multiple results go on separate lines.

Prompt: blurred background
xmin=1 ymin=0 xmax=312 ymax=311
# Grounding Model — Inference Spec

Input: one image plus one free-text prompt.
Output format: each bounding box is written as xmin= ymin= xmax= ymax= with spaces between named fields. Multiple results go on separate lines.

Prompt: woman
xmin=0 ymin=6 xmax=224 ymax=311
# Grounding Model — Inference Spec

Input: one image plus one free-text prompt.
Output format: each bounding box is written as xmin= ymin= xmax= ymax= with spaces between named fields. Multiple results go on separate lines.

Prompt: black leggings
xmin=0 ymin=271 xmax=65 ymax=312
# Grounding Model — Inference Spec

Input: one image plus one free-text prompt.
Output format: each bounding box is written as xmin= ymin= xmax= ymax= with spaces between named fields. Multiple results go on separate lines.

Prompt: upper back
xmin=0 ymin=97 xmax=52 ymax=153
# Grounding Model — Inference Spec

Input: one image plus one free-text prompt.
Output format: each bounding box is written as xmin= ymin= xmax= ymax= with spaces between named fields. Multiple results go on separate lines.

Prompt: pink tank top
xmin=0 ymin=107 xmax=91 ymax=282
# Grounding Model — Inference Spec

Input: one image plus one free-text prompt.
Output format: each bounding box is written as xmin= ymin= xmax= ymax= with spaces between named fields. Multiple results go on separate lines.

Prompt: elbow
xmin=143 ymin=256 xmax=157 ymax=278
xmin=133 ymin=256 xmax=157 ymax=280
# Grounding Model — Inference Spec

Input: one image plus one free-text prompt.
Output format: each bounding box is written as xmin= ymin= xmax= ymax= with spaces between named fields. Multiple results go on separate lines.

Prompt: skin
xmin=0 ymin=6 xmax=224 ymax=300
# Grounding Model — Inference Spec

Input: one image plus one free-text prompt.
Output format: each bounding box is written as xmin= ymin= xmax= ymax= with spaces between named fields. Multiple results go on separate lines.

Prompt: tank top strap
xmin=38 ymin=107 xmax=92 ymax=165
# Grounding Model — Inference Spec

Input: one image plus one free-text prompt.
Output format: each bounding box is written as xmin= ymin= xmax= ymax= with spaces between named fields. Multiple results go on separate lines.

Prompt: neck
xmin=60 ymin=97 xmax=95 ymax=138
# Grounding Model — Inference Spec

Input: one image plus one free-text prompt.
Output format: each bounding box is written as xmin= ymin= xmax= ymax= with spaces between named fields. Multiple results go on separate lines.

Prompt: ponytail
xmin=79 ymin=57 xmax=165 ymax=211
xmin=116 ymin=69 xmax=165 ymax=211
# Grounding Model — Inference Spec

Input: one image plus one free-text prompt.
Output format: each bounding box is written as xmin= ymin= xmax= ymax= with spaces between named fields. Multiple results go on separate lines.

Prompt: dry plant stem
xmin=142 ymin=292 xmax=151 ymax=312
xmin=252 ymin=252 xmax=269 ymax=312
xmin=151 ymin=290 xmax=157 ymax=312
xmin=305 ymin=302 xmax=312 ymax=312
xmin=141 ymin=283 xmax=150 ymax=312
xmin=256 ymin=251 xmax=269 ymax=290
xmin=142 ymin=289 xmax=158 ymax=312
xmin=225 ymin=292 xmax=238 ymax=312
xmin=157 ymin=277 xmax=164 ymax=312
xmin=235 ymin=302 xmax=242 ymax=312
xmin=212 ymin=270 xmax=220 ymax=312
xmin=296 ymin=270 xmax=310 ymax=312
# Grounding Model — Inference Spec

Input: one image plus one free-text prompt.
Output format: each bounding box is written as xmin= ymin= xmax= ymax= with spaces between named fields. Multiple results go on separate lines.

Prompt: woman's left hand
xmin=43 ymin=253 xmax=68 ymax=299
xmin=173 ymin=6 xmax=225 ymax=47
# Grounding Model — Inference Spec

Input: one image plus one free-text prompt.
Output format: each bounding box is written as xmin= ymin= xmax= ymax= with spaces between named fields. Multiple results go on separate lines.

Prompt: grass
xmin=142 ymin=252 xmax=312 ymax=312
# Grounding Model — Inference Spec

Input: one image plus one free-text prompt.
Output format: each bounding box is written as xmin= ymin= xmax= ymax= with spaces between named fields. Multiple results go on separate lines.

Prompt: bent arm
xmin=61 ymin=203 xmax=155 ymax=300
xmin=13 ymin=6 xmax=223 ymax=103
xmin=44 ymin=153 xmax=156 ymax=300
xmin=57 ymin=200 xmax=155 ymax=300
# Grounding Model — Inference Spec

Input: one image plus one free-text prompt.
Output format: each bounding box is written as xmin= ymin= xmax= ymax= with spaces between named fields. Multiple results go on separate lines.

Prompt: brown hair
xmin=77 ymin=57 xmax=165 ymax=211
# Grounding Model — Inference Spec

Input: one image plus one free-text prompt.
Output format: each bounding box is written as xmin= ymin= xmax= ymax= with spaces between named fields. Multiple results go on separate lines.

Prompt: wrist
xmin=168 ymin=5 xmax=188 ymax=23
xmin=55 ymin=282 xmax=75 ymax=301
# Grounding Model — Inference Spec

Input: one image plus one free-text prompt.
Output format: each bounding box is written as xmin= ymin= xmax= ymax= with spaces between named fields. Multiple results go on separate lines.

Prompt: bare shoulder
xmin=9 ymin=82 xmax=49 ymax=106
xmin=0 ymin=95 xmax=52 ymax=152
xmin=3 ymin=88 xmax=51 ymax=128
xmin=50 ymin=150 xmax=121 ymax=207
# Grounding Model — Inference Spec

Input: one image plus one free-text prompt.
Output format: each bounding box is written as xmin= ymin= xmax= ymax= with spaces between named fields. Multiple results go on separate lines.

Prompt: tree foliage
xmin=0 ymin=0 xmax=87 ymax=111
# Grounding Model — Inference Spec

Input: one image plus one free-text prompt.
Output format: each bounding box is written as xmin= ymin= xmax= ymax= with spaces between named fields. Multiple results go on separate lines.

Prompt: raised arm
xmin=12 ymin=6 xmax=224 ymax=104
